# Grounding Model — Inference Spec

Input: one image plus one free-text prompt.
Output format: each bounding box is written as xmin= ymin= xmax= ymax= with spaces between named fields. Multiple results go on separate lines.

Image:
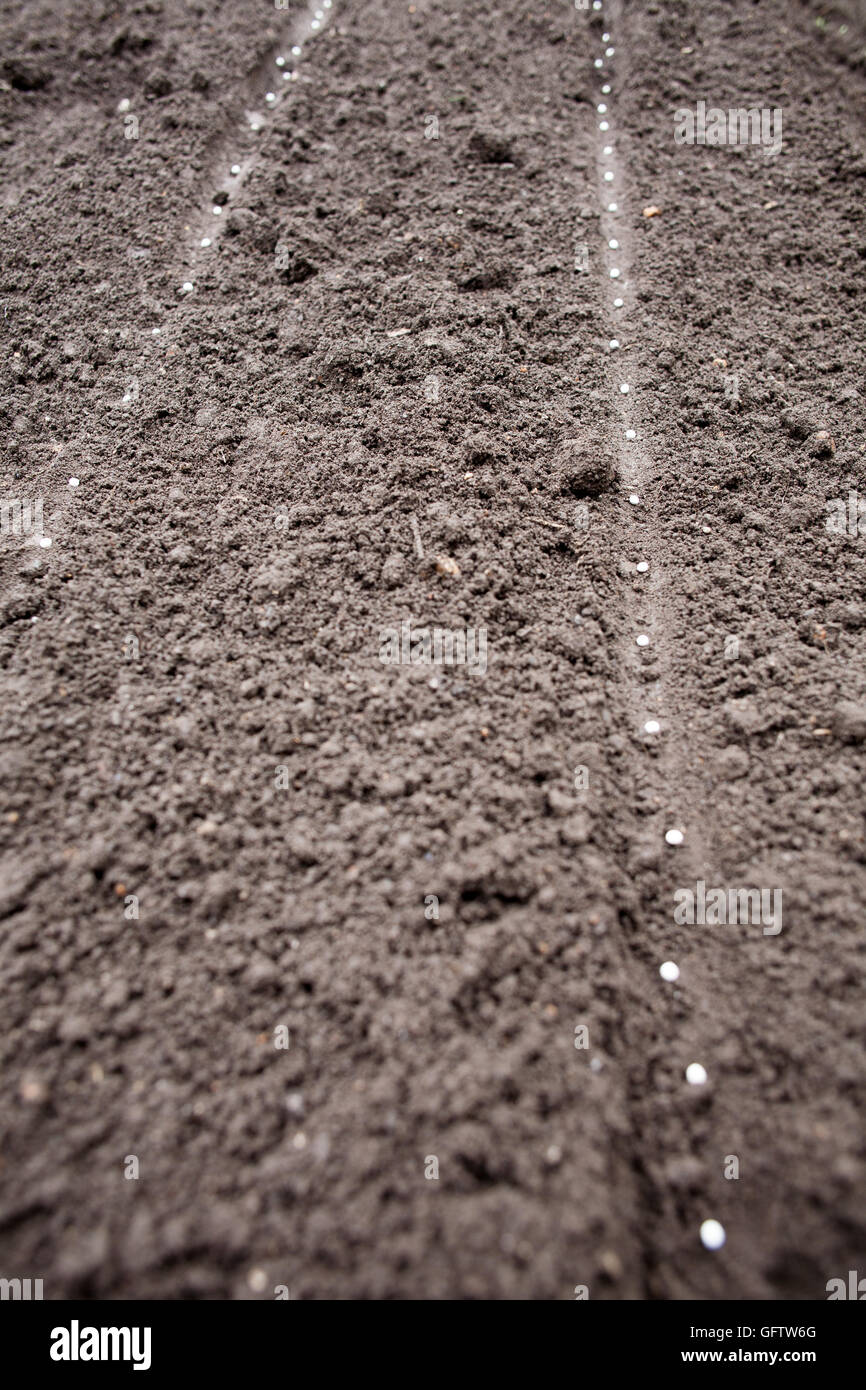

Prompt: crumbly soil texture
xmin=1 ymin=0 xmax=865 ymax=1300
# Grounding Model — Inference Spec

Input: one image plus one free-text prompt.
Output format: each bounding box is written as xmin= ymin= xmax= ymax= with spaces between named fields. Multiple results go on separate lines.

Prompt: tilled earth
xmin=1 ymin=0 xmax=865 ymax=1300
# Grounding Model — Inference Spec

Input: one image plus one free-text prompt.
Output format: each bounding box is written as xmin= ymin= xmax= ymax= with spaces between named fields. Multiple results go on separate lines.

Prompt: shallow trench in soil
xmin=0 ymin=0 xmax=865 ymax=1299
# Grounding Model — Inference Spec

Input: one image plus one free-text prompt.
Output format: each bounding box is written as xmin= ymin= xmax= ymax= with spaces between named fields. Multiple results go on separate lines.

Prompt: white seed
xmin=702 ymin=524 xmax=711 ymax=533
xmin=265 ymin=92 xmax=276 ymax=102
xmin=152 ymin=327 xmax=161 ymax=335
xmin=603 ymin=145 xmax=613 ymax=155
xmin=686 ymin=1062 xmax=707 ymax=1085
xmin=659 ymin=960 xmax=679 ymax=981
xmin=597 ymin=103 xmax=607 ymax=113
xmin=593 ymin=1 xmax=602 ymax=9
xmin=276 ymin=56 xmax=285 ymax=67
xmin=311 ymin=18 xmax=320 ymax=27
xmin=68 ymin=477 xmax=79 ymax=488
xmin=628 ymin=493 xmax=640 ymax=504
xmin=594 ymin=58 xmax=603 ymax=69
xmin=292 ymin=45 xmax=302 ymax=55
xmin=645 ymin=720 xmax=661 ymax=735
xmin=40 ymin=537 xmax=52 ymax=548
xmin=283 ymin=71 xmax=292 ymax=80
xmin=606 ymin=47 xmax=615 ymax=56
xmin=620 ymin=383 xmax=630 ymax=393
xmin=608 ymin=237 xmax=618 ymax=247
xmin=230 ymin=164 xmax=241 ymax=174
xmin=212 ymin=205 xmax=222 ymax=215
xmin=700 ymin=1220 xmax=726 ymax=1251
xmin=610 ymin=267 xmax=620 ymax=278
xmin=599 ymin=120 xmax=609 ymax=131
xmin=666 ymin=829 xmax=684 ymax=846
xmin=625 ymin=428 xmax=636 ymax=439
xmin=608 ymin=201 xmax=618 ymax=211
xmin=613 ymin=295 xmax=623 ymax=305
xmin=248 ymin=1267 xmax=268 ymax=1292
xmin=636 ymin=561 xmax=649 ymax=573
xmin=117 ymin=98 xmax=131 ymax=113
xmin=636 ymin=634 xmax=649 ymax=647
xmin=181 ymin=281 xmax=193 ymax=293
xmin=602 ymin=32 xmax=610 ymax=42
xmin=200 ymin=237 xmax=212 ymax=247
xmin=609 ymin=339 xmax=620 ymax=350
xmin=602 ymin=83 xmax=611 ymax=94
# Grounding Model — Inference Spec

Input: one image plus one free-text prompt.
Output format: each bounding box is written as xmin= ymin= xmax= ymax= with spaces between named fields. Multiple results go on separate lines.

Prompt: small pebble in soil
xmin=644 ymin=719 xmax=661 ymax=734
xmin=666 ymin=828 xmax=684 ymax=845
xmin=659 ymin=961 xmax=679 ymax=982
xmin=686 ymin=1063 xmax=707 ymax=1085
xmin=636 ymin=561 xmax=649 ymax=573
xmin=700 ymin=1220 xmax=726 ymax=1251
xmin=636 ymin=634 xmax=649 ymax=647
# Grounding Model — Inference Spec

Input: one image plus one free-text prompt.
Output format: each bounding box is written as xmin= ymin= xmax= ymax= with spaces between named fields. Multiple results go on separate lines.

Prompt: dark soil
xmin=1 ymin=0 xmax=865 ymax=1300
